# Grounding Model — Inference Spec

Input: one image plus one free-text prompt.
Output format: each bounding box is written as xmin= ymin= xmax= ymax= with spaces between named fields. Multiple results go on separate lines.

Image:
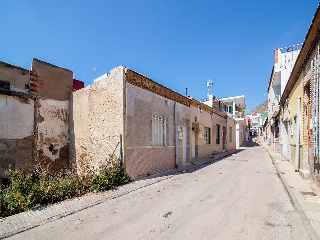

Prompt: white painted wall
xmin=274 ymin=47 xmax=301 ymax=96
xmin=268 ymin=84 xmax=281 ymax=120
xmin=236 ymin=123 xmax=240 ymax=149
xmin=279 ymin=49 xmax=301 ymax=95
xmin=0 ymin=95 xmax=34 ymax=139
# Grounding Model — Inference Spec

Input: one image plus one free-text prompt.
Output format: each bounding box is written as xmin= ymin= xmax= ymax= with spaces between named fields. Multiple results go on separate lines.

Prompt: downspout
xmin=197 ymin=104 xmax=200 ymax=122
xmin=295 ymin=97 xmax=301 ymax=172
xmin=174 ymin=101 xmax=178 ymax=168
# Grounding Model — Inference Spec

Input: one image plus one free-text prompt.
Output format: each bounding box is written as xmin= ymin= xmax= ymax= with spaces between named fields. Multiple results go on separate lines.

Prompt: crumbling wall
xmin=31 ymin=59 xmax=73 ymax=172
xmin=0 ymin=63 xmax=33 ymax=176
xmin=0 ymin=95 xmax=34 ymax=176
xmin=70 ymin=66 xmax=125 ymax=175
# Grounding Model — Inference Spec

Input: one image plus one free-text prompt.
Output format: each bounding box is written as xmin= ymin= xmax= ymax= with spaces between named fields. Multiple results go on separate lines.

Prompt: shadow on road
xmin=245 ymin=139 xmax=260 ymax=147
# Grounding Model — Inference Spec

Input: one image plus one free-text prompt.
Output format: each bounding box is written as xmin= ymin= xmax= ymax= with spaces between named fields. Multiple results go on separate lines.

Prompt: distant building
xmin=219 ymin=95 xmax=247 ymax=148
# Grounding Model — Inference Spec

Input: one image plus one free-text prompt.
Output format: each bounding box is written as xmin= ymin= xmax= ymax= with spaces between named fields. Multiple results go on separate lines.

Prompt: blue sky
xmin=1 ymin=1 xmax=318 ymax=112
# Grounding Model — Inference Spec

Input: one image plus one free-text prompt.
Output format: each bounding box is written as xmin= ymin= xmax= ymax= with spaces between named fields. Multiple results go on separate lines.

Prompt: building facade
xmin=0 ymin=59 xmax=83 ymax=176
xmin=267 ymin=44 xmax=302 ymax=153
xmin=71 ymin=67 xmax=240 ymax=179
xmin=279 ymin=4 xmax=320 ymax=184
xmin=1 ymin=60 xmax=242 ymax=179
xmin=219 ymin=95 xmax=247 ymax=148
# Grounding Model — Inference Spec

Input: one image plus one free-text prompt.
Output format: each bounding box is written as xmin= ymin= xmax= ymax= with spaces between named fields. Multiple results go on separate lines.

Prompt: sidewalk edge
xmin=264 ymin=146 xmax=319 ymax=240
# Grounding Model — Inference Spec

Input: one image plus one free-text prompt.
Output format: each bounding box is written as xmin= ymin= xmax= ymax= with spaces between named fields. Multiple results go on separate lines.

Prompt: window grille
xmin=204 ymin=127 xmax=210 ymax=144
xmin=152 ymin=114 xmax=167 ymax=146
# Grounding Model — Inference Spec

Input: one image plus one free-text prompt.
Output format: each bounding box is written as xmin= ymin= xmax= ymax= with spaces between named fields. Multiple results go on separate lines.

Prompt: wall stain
xmin=14 ymin=96 xmax=31 ymax=104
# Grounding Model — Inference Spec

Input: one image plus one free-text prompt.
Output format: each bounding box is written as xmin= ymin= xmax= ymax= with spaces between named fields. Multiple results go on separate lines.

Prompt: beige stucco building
xmin=71 ymin=67 xmax=192 ymax=178
xmin=1 ymin=60 xmax=239 ymax=179
xmin=71 ymin=67 xmax=238 ymax=179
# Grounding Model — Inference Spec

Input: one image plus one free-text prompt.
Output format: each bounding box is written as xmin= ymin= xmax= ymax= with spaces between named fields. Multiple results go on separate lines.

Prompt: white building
xmin=247 ymin=114 xmax=260 ymax=129
xmin=268 ymin=44 xmax=302 ymax=152
xmin=219 ymin=95 xmax=247 ymax=149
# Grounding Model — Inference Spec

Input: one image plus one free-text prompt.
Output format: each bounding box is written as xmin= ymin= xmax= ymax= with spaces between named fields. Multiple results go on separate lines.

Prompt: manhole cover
xmin=300 ymin=191 xmax=317 ymax=196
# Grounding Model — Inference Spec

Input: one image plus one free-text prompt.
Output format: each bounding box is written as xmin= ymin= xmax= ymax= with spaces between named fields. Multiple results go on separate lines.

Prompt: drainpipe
xmin=174 ymin=102 xmax=178 ymax=168
xmin=295 ymin=97 xmax=301 ymax=172
xmin=197 ymin=104 xmax=200 ymax=122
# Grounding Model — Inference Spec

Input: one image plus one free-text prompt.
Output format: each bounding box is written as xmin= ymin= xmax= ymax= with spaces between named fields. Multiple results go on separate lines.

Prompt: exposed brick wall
xmin=274 ymin=49 xmax=279 ymax=64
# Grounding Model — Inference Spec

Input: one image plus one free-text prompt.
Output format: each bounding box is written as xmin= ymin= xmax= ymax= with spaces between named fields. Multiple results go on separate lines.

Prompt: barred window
xmin=229 ymin=127 xmax=232 ymax=142
xmin=204 ymin=127 xmax=210 ymax=144
xmin=216 ymin=124 xmax=220 ymax=144
xmin=152 ymin=114 xmax=167 ymax=146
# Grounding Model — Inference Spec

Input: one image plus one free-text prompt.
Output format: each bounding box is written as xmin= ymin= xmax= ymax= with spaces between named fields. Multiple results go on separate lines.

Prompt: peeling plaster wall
xmin=0 ymin=95 xmax=34 ymax=176
xmin=0 ymin=62 xmax=33 ymax=176
xmin=125 ymin=83 xmax=190 ymax=179
xmin=0 ymin=95 xmax=34 ymax=138
xmin=35 ymin=99 xmax=70 ymax=170
xmin=32 ymin=59 xmax=73 ymax=172
xmin=70 ymin=66 xmax=125 ymax=175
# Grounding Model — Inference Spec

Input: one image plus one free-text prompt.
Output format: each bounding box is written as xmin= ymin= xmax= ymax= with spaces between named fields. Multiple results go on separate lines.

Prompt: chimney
xmin=274 ymin=49 xmax=278 ymax=64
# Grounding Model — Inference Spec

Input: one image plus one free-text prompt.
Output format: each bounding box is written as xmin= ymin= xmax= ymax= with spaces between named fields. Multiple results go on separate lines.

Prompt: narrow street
xmin=8 ymin=142 xmax=309 ymax=240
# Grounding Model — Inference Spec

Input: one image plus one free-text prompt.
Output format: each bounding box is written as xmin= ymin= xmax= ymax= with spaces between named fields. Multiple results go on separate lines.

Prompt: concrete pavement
xmin=260 ymin=139 xmax=320 ymax=239
xmin=4 ymin=142 xmax=311 ymax=240
xmin=0 ymin=149 xmax=238 ymax=239
xmin=2 ymin=141 xmax=320 ymax=239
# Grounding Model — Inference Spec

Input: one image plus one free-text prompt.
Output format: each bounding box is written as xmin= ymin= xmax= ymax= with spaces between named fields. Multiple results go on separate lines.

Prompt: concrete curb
xmin=0 ymin=148 xmax=239 ymax=239
xmin=262 ymin=144 xmax=319 ymax=240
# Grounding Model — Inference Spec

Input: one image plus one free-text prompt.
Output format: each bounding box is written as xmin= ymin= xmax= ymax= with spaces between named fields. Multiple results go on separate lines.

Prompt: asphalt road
xmin=8 ymin=143 xmax=309 ymax=240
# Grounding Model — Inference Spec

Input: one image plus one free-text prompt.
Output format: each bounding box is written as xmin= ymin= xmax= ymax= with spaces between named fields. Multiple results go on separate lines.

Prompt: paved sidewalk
xmin=260 ymin=140 xmax=320 ymax=240
xmin=0 ymin=149 xmax=238 ymax=239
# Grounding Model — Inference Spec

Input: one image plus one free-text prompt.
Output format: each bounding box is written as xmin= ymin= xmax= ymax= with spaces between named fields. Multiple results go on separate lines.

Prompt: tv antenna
xmin=93 ymin=67 xmax=101 ymax=79
xmin=206 ymin=79 xmax=213 ymax=99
